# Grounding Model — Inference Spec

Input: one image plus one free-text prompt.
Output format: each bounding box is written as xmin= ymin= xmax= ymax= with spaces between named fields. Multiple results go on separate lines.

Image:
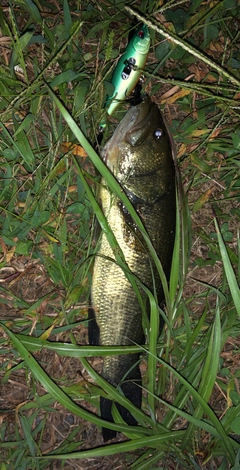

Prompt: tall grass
xmin=0 ymin=1 xmax=239 ymax=469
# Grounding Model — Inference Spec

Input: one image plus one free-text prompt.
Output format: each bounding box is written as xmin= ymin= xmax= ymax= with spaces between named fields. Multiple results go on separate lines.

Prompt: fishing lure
xmin=105 ymin=24 xmax=150 ymax=117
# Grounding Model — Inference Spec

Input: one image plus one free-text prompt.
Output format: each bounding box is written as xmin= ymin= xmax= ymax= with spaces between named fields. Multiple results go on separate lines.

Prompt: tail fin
xmin=100 ymin=374 xmax=142 ymax=442
xmin=88 ymin=304 xmax=100 ymax=346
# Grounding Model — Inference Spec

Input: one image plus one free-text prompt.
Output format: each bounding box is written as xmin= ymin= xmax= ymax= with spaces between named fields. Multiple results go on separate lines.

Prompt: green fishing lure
xmin=106 ymin=24 xmax=150 ymax=116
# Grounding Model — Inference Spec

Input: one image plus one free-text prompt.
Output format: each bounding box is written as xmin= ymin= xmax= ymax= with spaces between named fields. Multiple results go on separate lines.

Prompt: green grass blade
xmin=147 ymin=293 xmax=159 ymax=420
xmin=214 ymin=217 xmax=240 ymax=317
xmin=152 ymin=350 xmax=236 ymax=462
xmin=41 ymin=430 xmax=185 ymax=460
xmin=181 ymin=304 xmax=222 ymax=449
xmin=1 ymin=323 xmax=150 ymax=437
xmin=10 ymin=332 xmax=144 ymax=357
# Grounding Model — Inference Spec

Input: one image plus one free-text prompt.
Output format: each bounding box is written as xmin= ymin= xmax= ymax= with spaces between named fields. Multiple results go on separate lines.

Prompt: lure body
xmin=106 ymin=24 xmax=150 ymax=116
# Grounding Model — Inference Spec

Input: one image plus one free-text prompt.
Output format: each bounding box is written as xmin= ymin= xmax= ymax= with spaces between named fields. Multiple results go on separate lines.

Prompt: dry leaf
xmin=160 ymin=88 xmax=191 ymax=105
xmin=191 ymin=129 xmax=209 ymax=137
xmin=61 ymin=142 xmax=88 ymax=158
xmin=177 ymin=144 xmax=187 ymax=158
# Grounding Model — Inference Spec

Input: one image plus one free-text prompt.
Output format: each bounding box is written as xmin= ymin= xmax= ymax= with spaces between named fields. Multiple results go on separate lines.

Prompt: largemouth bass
xmin=89 ymin=95 xmax=176 ymax=441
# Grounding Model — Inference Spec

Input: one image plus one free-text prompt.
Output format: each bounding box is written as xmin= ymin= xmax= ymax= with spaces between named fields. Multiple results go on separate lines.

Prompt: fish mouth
xmin=103 ymin=95 xmax=154 ymax=167
xmin=124 ymin=94 xmax=152 ymax=131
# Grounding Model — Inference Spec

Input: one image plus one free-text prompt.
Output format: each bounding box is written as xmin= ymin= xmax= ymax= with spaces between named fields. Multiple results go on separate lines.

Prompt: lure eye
xmin=154 ymin=128 xmax=163 ymax=140
xmin=137 ymin=30 xmax=144 ymax=39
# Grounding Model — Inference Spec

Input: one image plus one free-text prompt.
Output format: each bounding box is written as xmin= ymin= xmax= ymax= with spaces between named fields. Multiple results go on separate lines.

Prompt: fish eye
xmin=154 ymin=128 xmax=163 ymax=140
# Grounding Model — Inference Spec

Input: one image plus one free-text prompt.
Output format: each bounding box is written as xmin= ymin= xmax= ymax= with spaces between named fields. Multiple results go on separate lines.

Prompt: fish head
xmin=102 ymin=95 xmax=175 ymax=203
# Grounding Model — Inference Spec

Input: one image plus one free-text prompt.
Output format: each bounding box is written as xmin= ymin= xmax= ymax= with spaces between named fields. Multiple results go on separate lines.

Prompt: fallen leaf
xmin=191 ymin=129 xmax=209 ymax=137
xmin=209 ymin=128 xmax=222 ymax=140
xmin=177 ymin=143 xmax=187 ymax=158
xmin=160 ymin=88 xmax=192 ymax=105
xmin=193 ymin=187 xmax=215 ymax=213
xmin=61 ymin=142 xmax=88 ymax=158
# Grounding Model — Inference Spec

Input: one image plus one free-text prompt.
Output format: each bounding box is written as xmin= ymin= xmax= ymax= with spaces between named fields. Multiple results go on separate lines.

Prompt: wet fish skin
xmin=89 ymin=95 xmax=176 ymax=441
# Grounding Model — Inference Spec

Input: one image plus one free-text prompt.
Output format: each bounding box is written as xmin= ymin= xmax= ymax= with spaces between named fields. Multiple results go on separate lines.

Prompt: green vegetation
xmin=0 ymin=1 xmax=239 ymax=469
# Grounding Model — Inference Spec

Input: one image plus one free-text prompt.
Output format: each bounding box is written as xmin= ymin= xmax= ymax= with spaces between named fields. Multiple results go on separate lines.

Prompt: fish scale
xmin=89 ymin=95 xmax=176 ymax=441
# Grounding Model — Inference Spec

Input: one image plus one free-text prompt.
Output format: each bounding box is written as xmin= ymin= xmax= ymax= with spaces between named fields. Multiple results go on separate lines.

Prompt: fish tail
xmin=101 ymin=369 xmax=142 ymax=442
xmin=88 ymin=303 xmax=100 ymax=346
xmin=100 ymin=397 xmax=117 ymax=441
